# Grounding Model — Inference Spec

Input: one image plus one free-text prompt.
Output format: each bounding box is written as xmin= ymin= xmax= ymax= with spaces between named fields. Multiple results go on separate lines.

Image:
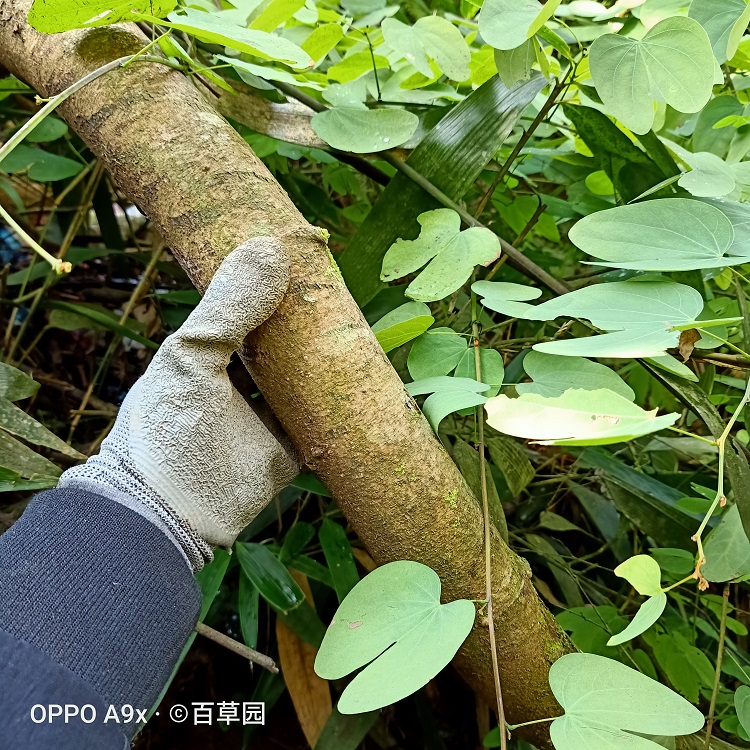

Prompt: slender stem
xmin=506 ymin=716 xmax=560 ymax=731
xmin=194 ymin=622 xmax=278 ymax=673
xmin=471 ymin=287 xmax=507 ymax=750
xmin=704 ymin=584 xmax=730 ymax=749
xmin=0 ymin=204 xmax=66 ymax=274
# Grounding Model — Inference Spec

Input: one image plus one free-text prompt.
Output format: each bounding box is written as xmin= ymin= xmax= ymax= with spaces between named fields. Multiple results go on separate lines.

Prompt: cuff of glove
xmin=57 ymin=471 xmax=214 ymax=574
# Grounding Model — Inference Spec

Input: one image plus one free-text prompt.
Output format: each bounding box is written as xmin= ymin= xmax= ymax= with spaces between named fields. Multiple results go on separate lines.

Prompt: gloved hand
xmin=59 ymin=238 xmax=299 ymax=571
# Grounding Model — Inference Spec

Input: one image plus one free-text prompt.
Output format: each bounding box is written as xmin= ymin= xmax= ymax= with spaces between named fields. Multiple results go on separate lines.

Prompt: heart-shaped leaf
xmin=407 ymin=328 xmax=468 ymax=380
xmin=371 ymin=302 xmax=434 ymax=353
xmin=607 ymin=593 xmax=668 ymax=646
xmin=381 ymin=209 xmax=502 ymax=302
xmin=568 ymin=199 xmax=739 ymax=271
xmin=407 ymin=376 xmax=490 ymax=431
xmin=382 ymin=16 xmax=471 ymax=81
xmin=589 ymin=16 xmax=714 ymax=133
xmin=485 ymin=389 xmax=678 ymax=446
xmin=517 ymin=351 xmax=635 ymax=400
xmin=472 ymin=280 xmax=542 ymax=317
xmin=614 ymin=555 xmax=664 ymax=595
xmin=314 ymin=561 xmax=475 ymax=713
xmin=454 ymin=347 xmax=505 ymax=397
xmin=312 ymin=106 xmax=419 ymax=153
xmin=549 ymin=653 xmax=705 ymax=750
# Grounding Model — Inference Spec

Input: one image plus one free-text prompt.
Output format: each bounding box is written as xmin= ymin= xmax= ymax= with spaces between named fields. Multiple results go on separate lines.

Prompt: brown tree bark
xmin=0 ymin=5 xmax=572 ymax=744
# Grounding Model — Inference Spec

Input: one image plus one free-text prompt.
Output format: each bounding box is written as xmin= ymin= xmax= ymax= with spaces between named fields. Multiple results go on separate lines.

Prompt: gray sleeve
xmin=0 ymin=487 xmax=202 ymax=745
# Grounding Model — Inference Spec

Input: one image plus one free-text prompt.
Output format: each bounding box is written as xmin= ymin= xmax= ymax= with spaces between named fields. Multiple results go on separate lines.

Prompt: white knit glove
xmin=59 ymin=238 xmax=299 ymax=571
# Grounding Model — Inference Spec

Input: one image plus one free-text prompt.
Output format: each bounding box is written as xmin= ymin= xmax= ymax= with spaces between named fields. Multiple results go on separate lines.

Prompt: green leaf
xmin=319 ymin=518 xmax=360 ymax=603
xmin=159 ymin=9 xmax=313 ymax=69
xmin=407 ymin=327 xmax=468 ymax=380
xmin=485 ymin=389 xmax=678 ymax=446
xmin=0 ymin=362 xmax=39 ymax=401
xmin=382 ymin=16 xmax=470 ymax=81
xmin=0 ymin=430 xmax=61 ymax=479
xmin=568 ymin=198 xmax=738 ymax=271
xmin=248 ymin=0 xmax=305 ymax=32
xmin=703 ymin=505 xmax=750 ymax=582
xmin=0 ymin=144 xmax=82 ymax=182
xmin=535 ymin=327 xmax=682 ymax=359
xmin=302 ymin=23 xmax=344 ymax=64
xmin=472 ymin=280 xmax=541 ymax=317
xmin=406 ymin=376 xmax=490 ymax=432
xmin=648 ymin=548 xmax=694 ymax=576
xmin=381 ymin=209 xmax=501 ymax=302
xmin=486 ymin=436 xmax=534 ymax=495
xmin=0 ymin=467 xmax=57 ymax=493
xmin=479 ymin=0 xmax=563 ymax=51
xmin=736 ymin=686 xmax=750 ymax=737
xmin=371 ymin=302 xmax=434 ymax=353
xmin=589 ymin=16 xmax=714 ymax=133
xmin=523 ymin=280 xmax=704 ymax=330
xmin=216 ymin=55 xmax=322 ymax=90
xmin=238 ymin=573 xmax=260 ymax=648
xmin=493 ymin=40 xmax=536 ymax=88
xmin=689 ymin=0 xmax=750 ymax=63
xmin=311 ymin=106 xmax=419 ymax=153
xmin=549 ymin=653 xmax=705 ymax=748
xmin=338 ymin=74 xmax=545 ymax=305
xmin=607 ymin=593 xmax=667 ymax=646
xmin=614 ymin=554 xmax=663 ymax=595
xmin=0 ymin=398 xmax=83 ymax=458
xmin=454 ymin=347 xmax=505 ymax=397
xmin=314 ymin=561 xmax=475 ymax=713
xmin=315 ymin=707 xmax=379 ymax=750
xmin=28 ymin=0 xmax=175 ymax=32
xmin=517 ymin=351 xmax=635 ymax=400
xmin=23 ymin=117 xmax=68 ymax=143
xmin=235 ymin=542 xmax=305 ymax=614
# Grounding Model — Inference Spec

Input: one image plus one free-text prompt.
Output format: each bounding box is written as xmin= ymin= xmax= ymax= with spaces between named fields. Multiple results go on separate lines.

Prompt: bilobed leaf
xmin=478 ymin=0 xmax=563 ymax=51
xmin=311 ymin=106 xmax=419 ymax=153
xmin=28 ymin=0 xmax=175 ymax=32
xmin=614 ymin=554 xmax=663 ymax=595
xmin=406 ymin=376 xmax=490 ymax=432
xmin=589 ymin=16 xmax=714 ymax=133
xmin=160 ymin=9 xmax=313 ymax=69
xmin=485 ymin=389 xmax=678 ymax=446
xmin=517 ymin=351 xmax=635 ymax=400
xmin=235 ymin=542 xmax=306 ymax=614
xmin=607 ymin=593 xmax=668 ymax=646
xmin=0 ymin=363 xmax=39 ymax=401
xmin=454 ymin=347 xmax=505 ymax=397
xmin=382 ymin=16 xmax=470 ymax=81
xmin=549 ymin=653 xmax=705 ymax=749
xmin=407 ymin=328 xmax=468 ymax=380
xmin=702 ymin=505 xmax=750 ymax=582
xmin=381 ymin=209 xmax=501 ymax=302
xmin=314 ymin=561 xmax=475 ymax=713
xmin=371 ymin=302 xmax=434 ymax=353
xmin=472 ymin=280 xmax=541 ymax=317
xmin=568 ymin=199 xmax=739 ymax=270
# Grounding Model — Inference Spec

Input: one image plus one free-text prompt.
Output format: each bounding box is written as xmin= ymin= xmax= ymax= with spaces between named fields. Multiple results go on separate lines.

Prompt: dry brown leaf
xmin=352 ymin=547 xmax=378 ymax=573
xmin=276 ymin=572 xmax=332 ymax=747
xmin=678 ymin=328 xmax=701 ymax=362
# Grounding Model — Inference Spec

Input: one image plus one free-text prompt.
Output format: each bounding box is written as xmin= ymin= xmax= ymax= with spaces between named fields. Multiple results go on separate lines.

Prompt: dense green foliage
xmin=6 ymin=0 xmax=750 ymax=747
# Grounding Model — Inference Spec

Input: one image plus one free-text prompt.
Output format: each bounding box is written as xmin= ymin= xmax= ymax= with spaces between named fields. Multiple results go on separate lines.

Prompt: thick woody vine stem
xmin=0 ymin=5 xmax=573 ymax=745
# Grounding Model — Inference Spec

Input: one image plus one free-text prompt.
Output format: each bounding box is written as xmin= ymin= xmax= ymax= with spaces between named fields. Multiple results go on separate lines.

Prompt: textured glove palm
xmin=60 ymin=238 xmax=299 ymax=570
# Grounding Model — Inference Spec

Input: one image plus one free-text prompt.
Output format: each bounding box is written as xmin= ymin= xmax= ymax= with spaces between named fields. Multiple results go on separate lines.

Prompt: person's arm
xmin=0 ymin=238 xmax=298 ymax=749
